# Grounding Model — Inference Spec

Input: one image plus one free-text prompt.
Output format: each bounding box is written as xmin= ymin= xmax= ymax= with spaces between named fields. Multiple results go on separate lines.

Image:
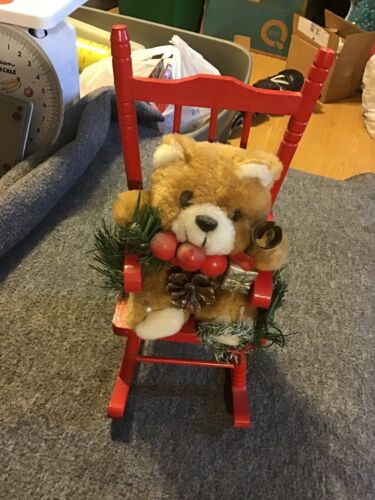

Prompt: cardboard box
xmin=286 ymin=11 xmax=375 ymax=102
xmin=202 ymin=0 xmax=309 ymax=59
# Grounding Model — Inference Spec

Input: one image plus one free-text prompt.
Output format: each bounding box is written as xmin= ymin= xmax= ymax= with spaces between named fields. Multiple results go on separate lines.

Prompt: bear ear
xmin=153 ymin=134 xmax=193 ymax=169
xmin=237 ymin=150 xmax=283 ymax=188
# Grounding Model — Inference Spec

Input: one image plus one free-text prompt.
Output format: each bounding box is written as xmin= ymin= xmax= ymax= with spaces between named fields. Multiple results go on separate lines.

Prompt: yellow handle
xmin=76 ymin=37 xmax=111 ymax=72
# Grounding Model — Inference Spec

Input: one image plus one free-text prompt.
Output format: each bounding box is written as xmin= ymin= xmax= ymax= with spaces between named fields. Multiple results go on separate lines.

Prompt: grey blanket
xmin=0 ymin=88 xmax=161 ymax=258
xmin=0 ymin=99 xmax=374 ymax=499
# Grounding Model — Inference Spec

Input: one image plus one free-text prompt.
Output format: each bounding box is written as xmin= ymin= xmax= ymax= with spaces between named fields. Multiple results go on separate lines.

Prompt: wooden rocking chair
xmin=108 ymin=24 xmax=334 ymax=428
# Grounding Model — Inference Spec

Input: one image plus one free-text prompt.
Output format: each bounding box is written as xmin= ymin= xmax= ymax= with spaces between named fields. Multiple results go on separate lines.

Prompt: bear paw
xmin=135 ymin=307 xmax=186 ymax=340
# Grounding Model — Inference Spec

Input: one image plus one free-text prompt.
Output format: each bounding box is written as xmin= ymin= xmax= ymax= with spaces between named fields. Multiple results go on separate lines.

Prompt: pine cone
xmin=167 ymin=268 xmax=216 ymax=313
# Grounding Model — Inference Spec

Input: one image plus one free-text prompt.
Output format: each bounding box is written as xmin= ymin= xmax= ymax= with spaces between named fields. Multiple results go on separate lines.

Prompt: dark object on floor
xmin=0 ymin=117 xmax=374 ymax=497
xmin=253 ymin=69 xmax=305 ymax=92
xmin=230 ymin=69 xmax=304 ymax=132
xmin=230 ymin=110 xmax=269 ymax=132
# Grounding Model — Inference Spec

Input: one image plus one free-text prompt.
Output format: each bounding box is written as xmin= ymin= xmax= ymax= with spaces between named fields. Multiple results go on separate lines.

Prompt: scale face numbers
xmin=0 ymin=24 xmax=64 ymax=155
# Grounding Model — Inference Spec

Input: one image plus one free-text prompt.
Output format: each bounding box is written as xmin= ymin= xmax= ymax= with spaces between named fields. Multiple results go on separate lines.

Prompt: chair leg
xmin=107 ymin=333 xmax=141 ymax=419
xmin=231 ymin=353 xmax=250 ymax=428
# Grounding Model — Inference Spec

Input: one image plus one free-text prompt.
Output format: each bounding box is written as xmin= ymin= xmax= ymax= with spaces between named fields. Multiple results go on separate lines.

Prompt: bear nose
xmin=195 ymin=215 xmax=218 ymax=232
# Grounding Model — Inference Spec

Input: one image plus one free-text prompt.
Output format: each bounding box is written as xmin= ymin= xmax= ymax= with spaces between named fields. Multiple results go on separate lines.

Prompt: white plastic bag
xmin=157 ymin=35 xmax=220 ymax=133
xmin=79 ymin=35 xmax=220 ymax=133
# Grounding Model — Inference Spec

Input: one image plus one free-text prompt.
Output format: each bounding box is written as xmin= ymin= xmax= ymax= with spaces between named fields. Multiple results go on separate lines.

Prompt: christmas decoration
xmin=230 ymin=252 xmax=255 ymax=271
xmin=150 ymin=231 xmax=178 ymax=261
xmin=167 ymin=268 xmax=216 ymax=313
xmin=176 ymin=242 xmax=206 ymax=271
xmin=91 ymin=196 xmax=165 ymax=297
xmin=200 ymin=254 xmax=228 ymax=277
xmin=221 ymin=262 xmax=258 ymax=294
xmin=198 ymin=269 xmax=287 ymax=361
xmin=106 ymin=134 xmax=289 ymax=343
xmin=252 ymin=221 xmax=283 ymax=250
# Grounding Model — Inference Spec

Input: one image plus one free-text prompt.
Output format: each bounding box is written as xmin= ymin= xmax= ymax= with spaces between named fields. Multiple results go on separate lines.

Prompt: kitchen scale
xmin=0 ymin=0 xmax=86 ymax=168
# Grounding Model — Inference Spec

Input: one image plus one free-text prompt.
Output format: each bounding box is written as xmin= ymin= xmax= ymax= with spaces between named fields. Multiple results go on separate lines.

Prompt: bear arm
xmin=248 ymin=234 xmax=288 ymax=271
xmin=112 ymin=190 xmax=151 ymax=226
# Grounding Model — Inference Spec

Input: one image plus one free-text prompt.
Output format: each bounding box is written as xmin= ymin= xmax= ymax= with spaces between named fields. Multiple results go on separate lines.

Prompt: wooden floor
xmin=229 ymin=53 xmax=375 ymax=180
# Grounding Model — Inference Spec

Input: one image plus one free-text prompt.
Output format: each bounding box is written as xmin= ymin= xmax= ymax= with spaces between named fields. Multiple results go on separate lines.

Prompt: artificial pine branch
xmin=197 ymin=269 xmax=288 ymax=361
xmin=198 ymin=319 xmax=256 ymax=362
xmin=90 ymin=195 xmax=165 ymax=297
xmin=252 ymin=268 xmax=287 ymax=349
xmin=90 ymin=221 xmax=128 ymax=297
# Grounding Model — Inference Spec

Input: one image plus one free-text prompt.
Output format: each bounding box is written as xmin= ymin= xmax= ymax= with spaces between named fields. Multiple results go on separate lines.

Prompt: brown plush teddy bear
xmin=112 ymin=134 xmax=288 ymax=343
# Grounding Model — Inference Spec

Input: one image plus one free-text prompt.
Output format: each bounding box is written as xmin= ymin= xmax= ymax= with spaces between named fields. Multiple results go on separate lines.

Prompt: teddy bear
xmin=112 ymin=133 xmax=288 ymax=343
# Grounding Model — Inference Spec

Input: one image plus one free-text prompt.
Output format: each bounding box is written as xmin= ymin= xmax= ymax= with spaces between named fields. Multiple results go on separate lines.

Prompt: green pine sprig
xmin=89 ymin=194 xmax=166 ymax=297
xmin=197 ymin=269 xmax=288 ymax=361
xmin=90 ymin=220 xmax=127 ymax=296
xmin=198 ymin=319 xmax=256 ymax=362
xmin=252 ymin=268 xmax=288 ymax=349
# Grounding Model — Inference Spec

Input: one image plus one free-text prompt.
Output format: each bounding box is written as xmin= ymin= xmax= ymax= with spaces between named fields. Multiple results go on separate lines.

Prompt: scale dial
xmin=0 ymin=24 xmax=64 ymax=155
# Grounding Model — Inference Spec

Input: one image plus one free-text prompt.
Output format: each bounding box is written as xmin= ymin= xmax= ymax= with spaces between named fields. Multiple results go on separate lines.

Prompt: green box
xmin=203 ymin=0 xmax=308 ymax=58
xmin=119 ymin=0 xmax=205 ymax=32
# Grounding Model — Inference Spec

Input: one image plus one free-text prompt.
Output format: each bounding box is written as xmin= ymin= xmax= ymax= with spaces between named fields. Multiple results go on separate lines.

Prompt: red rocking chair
xmin=108 ymin=25 xmax=334 ymax=428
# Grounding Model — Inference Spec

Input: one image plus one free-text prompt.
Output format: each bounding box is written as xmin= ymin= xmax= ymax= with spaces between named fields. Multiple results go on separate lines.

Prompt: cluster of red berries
xmin=150 ymin=231 xmax=228 ymax=276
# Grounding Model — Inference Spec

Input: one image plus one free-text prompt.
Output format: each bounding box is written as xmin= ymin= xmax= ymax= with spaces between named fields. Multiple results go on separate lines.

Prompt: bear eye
xmin=180 ymin=190 xmax=193 ymax=208
xmin=231 ymin=209 xmax=242 ymax=221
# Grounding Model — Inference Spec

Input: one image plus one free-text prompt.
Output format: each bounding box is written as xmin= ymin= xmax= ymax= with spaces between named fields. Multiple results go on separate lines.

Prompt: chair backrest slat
xmin=240 ymin=112 xmax=253 ymax=149
xmin=208 ymin=108 xmax=219 ymax=142
xmin=132 ymin=76 xmax=302 ymax=116
xmin=111 ymin=24 xmax=335 ymax=204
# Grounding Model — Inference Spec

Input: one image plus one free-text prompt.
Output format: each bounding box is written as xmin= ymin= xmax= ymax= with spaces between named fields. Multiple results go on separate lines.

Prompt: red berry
xmin=150 ymin=231 xmax=178 ymax=261
xmin=176 ymin=243 xmax=206 ymax=272
xmin=200 ymin=255 xmax=228 ymax=277
xmin=230 ymin=252 xmax=255 ymax=271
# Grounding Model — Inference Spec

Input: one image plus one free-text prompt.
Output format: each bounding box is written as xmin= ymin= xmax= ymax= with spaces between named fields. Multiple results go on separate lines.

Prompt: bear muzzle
xmin=171 ymin=202 xmax=235 ymax=255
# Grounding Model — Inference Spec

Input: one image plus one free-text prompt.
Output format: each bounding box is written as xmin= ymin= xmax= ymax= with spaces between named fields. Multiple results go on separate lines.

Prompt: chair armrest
xmin=249 ymin=271 xmax=272 ymax=309
xmin=123 ymin=254 xmax=143 ymax=293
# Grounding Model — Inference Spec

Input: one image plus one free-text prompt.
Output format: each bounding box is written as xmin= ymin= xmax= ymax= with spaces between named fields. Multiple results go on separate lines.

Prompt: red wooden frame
xmin=108 ymin=24 xmax=335 ymax=428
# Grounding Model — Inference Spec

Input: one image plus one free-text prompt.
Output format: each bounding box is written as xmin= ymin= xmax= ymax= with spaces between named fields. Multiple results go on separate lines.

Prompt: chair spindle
xmin=208 ymin=108 xmax=219 ymax=142
xmin=240 ymin=112 xmax=253 ymax=149
xmin=173 ymin=104 xmax=182 ymax=133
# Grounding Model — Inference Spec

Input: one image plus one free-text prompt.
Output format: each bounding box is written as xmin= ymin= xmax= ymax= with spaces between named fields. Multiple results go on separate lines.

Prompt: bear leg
xmin=136 ymin=307 xmax=189 ymax=340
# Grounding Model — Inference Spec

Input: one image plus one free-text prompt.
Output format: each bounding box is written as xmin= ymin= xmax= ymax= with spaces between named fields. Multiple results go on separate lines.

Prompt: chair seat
xmin=112 ymin=299 xmax=268 ymax=350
